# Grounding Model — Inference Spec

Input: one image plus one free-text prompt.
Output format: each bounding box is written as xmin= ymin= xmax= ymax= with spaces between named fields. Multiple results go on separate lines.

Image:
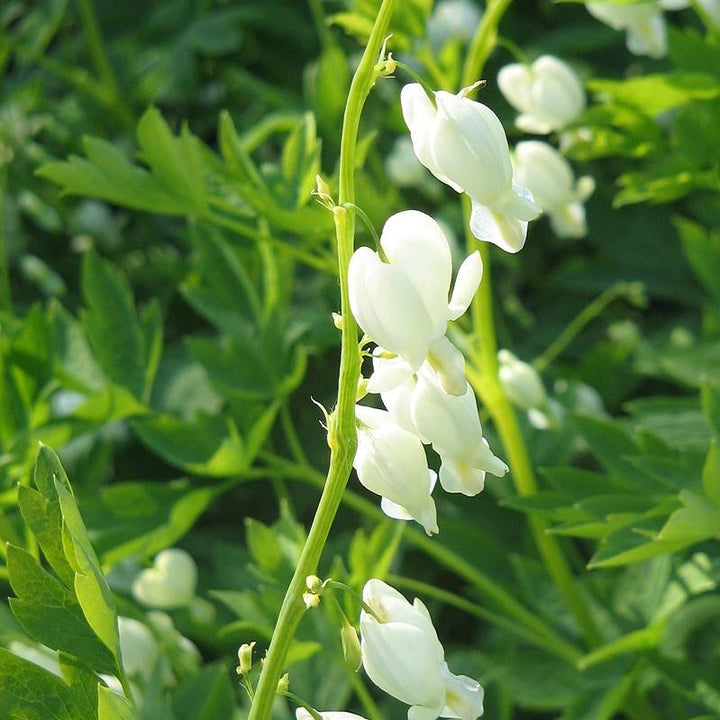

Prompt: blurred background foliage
xmin=1 ymin=0 xmax=719 ymax=718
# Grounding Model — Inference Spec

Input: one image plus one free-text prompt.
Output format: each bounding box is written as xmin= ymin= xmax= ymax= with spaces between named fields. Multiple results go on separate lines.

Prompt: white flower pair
xmin=349 ymin=211 xmax=507 ymax=535
xmin=297 ymin=579 xmax=484 ymax=720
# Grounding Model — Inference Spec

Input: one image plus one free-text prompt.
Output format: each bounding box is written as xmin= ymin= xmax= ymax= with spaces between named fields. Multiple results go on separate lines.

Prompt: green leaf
xmin=136 ymin=108 xmax=207 ymax=217
xmin=37 ymin=137 xmax=188 ymax=215
xmin=588 ymin=73 xmax=720 ymax=116
xmin=280 ymin=113 xmax=321 ymax=209
xmin=702 ymin=381 xmax=720 ymax=437
xmin=131 ymin=412 xmax=248 ymax=476
xmin=171 ymin=663 xmax=237 ymax=720
xmin=81 ymin=252 xmax=146 ymax=400
xmin=245 ymin=518 xmax=282 ymax=572
xmin=658 ymin=490 xmax=720 ymax=544
xmin=98 ymin=684 xmax=136 ymax=720
xmin=7 ymin=544 xmax=116 ymax=674
xmin=82 ymin=480 xmax=220 ymax=566
xmin=0 ymin=647 xmax=98 ymax=720
xmin=140 ymin=300 xmax=164 ymax=405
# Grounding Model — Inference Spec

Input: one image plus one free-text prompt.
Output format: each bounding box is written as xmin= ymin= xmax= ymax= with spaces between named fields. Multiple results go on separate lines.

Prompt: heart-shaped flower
xmin=132 ymin=548 xmax=198 ymax=609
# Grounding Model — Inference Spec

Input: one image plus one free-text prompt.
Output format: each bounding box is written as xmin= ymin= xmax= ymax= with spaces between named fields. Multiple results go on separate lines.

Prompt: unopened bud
xmin=306 ymin=575 xmax=323 ymax=593
xmin=340 ymin=621 xmax=362 ymax=672
xmin=236 ymin=641 xmax=256 ymax=675
xmin=498 ymin=349 xmax=547 ymax=411
xmin=277 ymin=673 xmax=290 ymax=693
xmin=303 ymin=592 xmax=321 ymax=609
xmin=332 ymin=312 xmax=343 ymax=330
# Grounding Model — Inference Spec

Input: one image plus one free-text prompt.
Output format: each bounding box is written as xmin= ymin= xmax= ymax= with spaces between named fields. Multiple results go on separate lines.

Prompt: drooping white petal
xmin=438 ymin=457 xmax=486 ymax=496
xmin=355 ymin=421 xmax=438 ymax=535
xmin=381 ymin=210 xmax=453 ymax=333
xmin=469 ymin=201 xmax=529 ymax=254
xmin=401 ymin=84 xmax=463 ymax=192
xmin=349 ymin=246 xmax=433 ymax=369
xmin=426 ymin=336 xmax=467 ymax=396
xmin=440 ymin=665 xmax=485 ymax=720
xmin=448 ymin=251 xmax=483 ymax=320
xmin=367 ymin=352 xmax=416 ymax=394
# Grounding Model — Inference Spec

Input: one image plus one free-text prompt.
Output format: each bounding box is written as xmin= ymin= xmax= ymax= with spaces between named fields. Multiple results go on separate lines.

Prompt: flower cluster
xmin=496 ymin=55 xmax=595 ymax=239
xmin=350 ymin=208 xmax=508 ymax=535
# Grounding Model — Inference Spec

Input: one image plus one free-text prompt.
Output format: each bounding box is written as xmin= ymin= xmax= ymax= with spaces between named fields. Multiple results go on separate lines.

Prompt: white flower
xmin=497 ymin=350 xmax=547 ymax=411
xmin=696 ymin=0 xmax=720 ymax=28
xmin=401 ymin=84 xmax=540 ymax=253
xmin=497 ymin=55 xmax=586 ymax=135
xmin=354 ymin=406 xmax=439 ymax=536
xmin=349 ymin=210 xmax=482 ymax=394
xmin=382 ymin=369 xmax=508 ymax=495
xmin=512 ymin=141 xmax=595 ymax=239
xmin=296 ymin=711 xmax=369 ymax=720
xmin=360 ymin=579 xmax=484 ymax=720
xmin=586 ymin=1 xmax=689 ymax=58
xmin=427 ymin=0 xmax=483 ymax=48
xmin=131 ymin=548 xmax=198 ymax=609
xmin=118 ymin=616 xmax=160 ymax=682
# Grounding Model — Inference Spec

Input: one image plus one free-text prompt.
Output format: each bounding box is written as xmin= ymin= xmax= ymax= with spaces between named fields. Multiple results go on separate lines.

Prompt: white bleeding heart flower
xmin=349 ymin=210 xmax=482 ymax=394
xmin=131 ymin=548 xmax=198 ymax=609
xmin=512 ymin=141 xmax=595 ymax=239
xmin=354 ymin=406 xmax=439 ymax=536
xmin=400 ymin=83 xmax=540 ymax=253
xmin=382 ymin=370 xmax=508 ymax=496
xmin=497 ymin=55 xmax=586 ymax=135
xmin=360 ymin=579 xmax=485 ymax=720
xmin=585 ymin=0 xmax=689 ymax=58
xmin=117 ymin=616 xmax=160 ymax=682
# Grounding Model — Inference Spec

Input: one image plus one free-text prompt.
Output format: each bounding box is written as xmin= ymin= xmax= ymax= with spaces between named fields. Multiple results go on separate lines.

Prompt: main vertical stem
xmin=460 ymin=1 xmax=601 ymax=648
xmin=247 ymin=3 xmax=396 ymax=718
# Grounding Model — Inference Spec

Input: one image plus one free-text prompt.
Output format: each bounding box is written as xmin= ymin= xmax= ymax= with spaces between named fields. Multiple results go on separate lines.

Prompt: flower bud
xmin=303 ymin=592 xmax=321 ymax=609
xmin=512 ymin=141 xmax=594 ymax=239
xmin=340 ymin=621 xmax=362 ymax=672
xmin=498 ymin=350 xmax=547 ymax=411
xmin=236 ymin=641 xmax=256 ymax=675
xmin=498 ymin=55 xmax=585 ymax=135
xmin=277 ymin=673 xmax=290 ymax=693
xmin=401 ymin=84 xmax=540 ymax=253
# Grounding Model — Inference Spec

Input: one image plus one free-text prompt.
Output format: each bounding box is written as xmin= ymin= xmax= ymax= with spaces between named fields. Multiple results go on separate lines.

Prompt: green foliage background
xmin=1 ymin=0 xmax=719 ymax=718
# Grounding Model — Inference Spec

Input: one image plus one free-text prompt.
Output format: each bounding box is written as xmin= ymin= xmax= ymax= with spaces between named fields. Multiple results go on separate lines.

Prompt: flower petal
xmin=448 ymin=251 xmax=482 ymax=320
xmin=469 ymin=201 xmax=529 ymax=254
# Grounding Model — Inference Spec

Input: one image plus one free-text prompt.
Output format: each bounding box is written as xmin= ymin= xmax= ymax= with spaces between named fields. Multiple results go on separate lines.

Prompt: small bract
xmin=497 ymin=55 xmax=586 ymax=135
xmin=360 ymin=579 xmax=485 ymax=720
xmin=401 ymin=84 xmax=540 ymax=253
xmin=512 ymin=141 xmax=595 ymax=239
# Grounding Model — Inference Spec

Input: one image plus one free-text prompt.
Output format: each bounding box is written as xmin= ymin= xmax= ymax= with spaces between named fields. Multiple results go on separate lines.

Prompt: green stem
xmin=533 ymin=281 xmax=643 ymax=373
xmin=74 ymin=0 xmax=131 ymax=127
xmin=459 ymin=4 xmax=602 ymax=649
xmin=0 ymin=168 xmax=11 ymax=311
xmin=247 ymin=3 xmax=396 ymax=718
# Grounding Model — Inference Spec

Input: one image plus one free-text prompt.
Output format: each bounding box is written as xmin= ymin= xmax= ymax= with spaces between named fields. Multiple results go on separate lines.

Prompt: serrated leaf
xmin=81 ymin=253 xmax=146 ymax=399
xmin=18 ymin=484 xmax=75 ymax=588
xmin=38 ymin=136 xmax=188 ymax=215
xmin=136 ymin=108 xmax=207 ymax=217
xmin=0 ymin=647 xmax=98 ymax=720
xmin=7 ymin=544 xmax=116 ymax=674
